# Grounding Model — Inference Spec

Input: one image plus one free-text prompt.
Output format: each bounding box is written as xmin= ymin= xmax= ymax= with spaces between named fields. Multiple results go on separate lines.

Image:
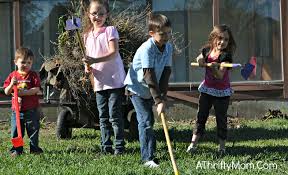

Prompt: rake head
xmin=65 ymin=17 xmax=81 ymax=31
xmin=241 ymin=63 xmax=255 ymax=80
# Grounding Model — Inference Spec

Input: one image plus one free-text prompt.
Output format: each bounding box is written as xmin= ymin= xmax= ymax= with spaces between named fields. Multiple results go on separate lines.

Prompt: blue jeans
xmin=130 ymin=95 xmax=155 ymax=162
xmin=10 ymin=108 xmax=41 ymax=153
xmin=96 ymin=88 xmax=125 ymax=152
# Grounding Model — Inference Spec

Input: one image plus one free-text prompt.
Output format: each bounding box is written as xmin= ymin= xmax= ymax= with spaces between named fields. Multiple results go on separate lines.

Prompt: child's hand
xmin=17 ymin=97 xmax=22 ymax=106
xmin=196 ymin=54 xmax=206 ymax=67
xmin=156 ymin=102 xmax=166 ymax=116
xmin=198 ymin=59 xmax=206 ymax=67
xmin=84 ymin=64 xmax=91 ymax=73
xmin=82 ymin=56 xmax=94 ymax=65
xmin=10 ymin=77 xmax=17 ymax=86
xmin=210 ymin=62 xmax=219 ymax=71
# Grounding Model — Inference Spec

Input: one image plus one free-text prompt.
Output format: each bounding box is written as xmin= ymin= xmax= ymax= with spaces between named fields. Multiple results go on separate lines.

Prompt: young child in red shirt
xmin=4 ymin=47 xmax=43 ymax=156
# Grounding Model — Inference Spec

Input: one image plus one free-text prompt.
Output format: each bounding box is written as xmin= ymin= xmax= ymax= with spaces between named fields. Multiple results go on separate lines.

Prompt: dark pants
xmin=10 ymin=108 xmax=41 ymax=154
xmin=96 ymin=88 xmax=125 ymax=152
xmin=130 ymin=95 xmax=156 ymax=162
xmin=193 ymin=93 xmax=230 ymax=140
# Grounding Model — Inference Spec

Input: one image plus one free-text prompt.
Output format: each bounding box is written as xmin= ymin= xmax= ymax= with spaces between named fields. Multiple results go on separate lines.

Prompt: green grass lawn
xmin=0 ymin=118 xmax=287 ymax=175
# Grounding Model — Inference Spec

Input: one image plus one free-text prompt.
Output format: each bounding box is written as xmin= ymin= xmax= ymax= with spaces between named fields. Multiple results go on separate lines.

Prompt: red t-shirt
xmin=3 ymin=70 xmax=40 ymax=111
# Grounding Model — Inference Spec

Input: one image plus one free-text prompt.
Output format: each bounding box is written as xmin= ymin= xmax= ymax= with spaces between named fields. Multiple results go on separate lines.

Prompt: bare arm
xmin=82 ymin=39 xmax=119 ymax=64
xmin=18 ymin=87 xmax=40 ymax=96
xmin=4 ymin=77 xmax=17 ymax=95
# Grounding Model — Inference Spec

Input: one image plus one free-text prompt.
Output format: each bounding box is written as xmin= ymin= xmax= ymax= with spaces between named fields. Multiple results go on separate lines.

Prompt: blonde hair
xmin=15 ymin=47 xmax=34 ymax=61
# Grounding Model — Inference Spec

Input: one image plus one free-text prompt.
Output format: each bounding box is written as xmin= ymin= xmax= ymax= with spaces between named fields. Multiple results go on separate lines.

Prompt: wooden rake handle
xmin=191 ymin=62 xmax=241 ymax=68
xmin=160 ymin=113 xmax=179 ymax=175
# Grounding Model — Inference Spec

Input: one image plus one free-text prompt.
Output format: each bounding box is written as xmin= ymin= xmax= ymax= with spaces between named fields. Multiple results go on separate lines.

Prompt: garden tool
xmin=11 ymin=84 xmax=24 ymax=147
xmin=160 ymin=113 xmax=179 ymax=175
xmin=191 ymin=62 xmax=242 ymax=68
xmin=65 ymin=17 xmax=86 ymax=57
xmin=241 ymin=56 xmax=257 ymax=80
xmin=65 ymin=17 xmax=94 ymax=89
xmin=191 ymin=61 xmax=255 ymax=80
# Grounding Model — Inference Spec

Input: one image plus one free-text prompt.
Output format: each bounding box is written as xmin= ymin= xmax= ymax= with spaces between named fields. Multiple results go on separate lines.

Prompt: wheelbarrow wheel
xmin=56 ymin=109 xmax=72 ymax=139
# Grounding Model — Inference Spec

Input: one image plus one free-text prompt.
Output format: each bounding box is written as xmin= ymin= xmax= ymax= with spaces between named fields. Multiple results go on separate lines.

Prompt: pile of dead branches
xmin=42 ymin=2 xmax=184 ymax=101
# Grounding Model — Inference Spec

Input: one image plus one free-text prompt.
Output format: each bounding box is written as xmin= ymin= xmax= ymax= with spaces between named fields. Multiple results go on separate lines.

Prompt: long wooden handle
xmin=191 ymin=62 xmax=241 ymax=68
xmin=75 ymin=29 xmax=94 ymax=88
xmin=75 ymin=30 xmax=90 ymax=68
xmin=75 ymin=30 xmax=86 ymax=57
xmin=160 ymin=113 xmax=179 ymax=175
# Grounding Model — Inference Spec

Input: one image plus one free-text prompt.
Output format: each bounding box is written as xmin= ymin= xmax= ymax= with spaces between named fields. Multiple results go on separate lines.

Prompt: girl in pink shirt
xmin=82 ymin=0 xmax=126 ymax=155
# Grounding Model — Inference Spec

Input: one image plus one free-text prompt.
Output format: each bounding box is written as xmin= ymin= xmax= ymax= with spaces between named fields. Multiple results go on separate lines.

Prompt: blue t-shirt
xmin=124 ymin=37 xmax=173 ymax=99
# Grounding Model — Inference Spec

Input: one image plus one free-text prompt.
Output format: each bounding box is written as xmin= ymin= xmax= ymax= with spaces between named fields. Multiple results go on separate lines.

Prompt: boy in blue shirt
xmin=124 ymin=13 xmax=173 ymax=168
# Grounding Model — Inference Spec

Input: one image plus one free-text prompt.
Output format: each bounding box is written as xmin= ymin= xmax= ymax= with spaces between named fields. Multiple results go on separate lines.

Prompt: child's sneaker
xmin=30 ymin=147 xmax=43 ymax=155
xmin=186 ymin=143 xmax=197 ymax=153
xmin=114 ymin=149 xmax=125 ymax=155
xmin=217 ymin=148 xmax=226 ymax=157
xmin=10 ymin=151 xmax=22 ymax=157
xmin=143 ymin=160 xmax=159 ymax=168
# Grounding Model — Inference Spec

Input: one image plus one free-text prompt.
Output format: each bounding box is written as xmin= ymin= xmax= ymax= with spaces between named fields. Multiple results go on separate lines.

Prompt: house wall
xmin=0 ymin=0 xmax=287 ymax=121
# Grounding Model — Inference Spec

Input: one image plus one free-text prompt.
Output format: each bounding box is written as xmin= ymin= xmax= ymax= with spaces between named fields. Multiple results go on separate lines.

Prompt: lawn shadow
xmin=154 ymin=126 xmax=288 ymax=143
xmin=45 ymin=145 xmax=102 ymax=155
xmin=227 ymin=145 xmax=288 ymax=159
xmin=71 ymin=134 xmax=98 ymax=140
xmin=228 ymin=126 xmax=288 ymax=142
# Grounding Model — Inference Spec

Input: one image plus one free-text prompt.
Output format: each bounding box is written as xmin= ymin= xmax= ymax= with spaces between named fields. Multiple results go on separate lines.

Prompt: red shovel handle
xmin=11 ymin=84 xmax=24 ymax=147
xmin=13 ymin=85 xmax=22 ymax=138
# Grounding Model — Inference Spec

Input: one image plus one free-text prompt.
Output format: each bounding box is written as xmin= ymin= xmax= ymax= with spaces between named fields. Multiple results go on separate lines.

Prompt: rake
xmin=65 ymin=16 xmax=94 ymax=88
xmin=160 ymin=113 xmax=180 ymax=175
xmin=191 ymin=61 xmax=255 ymax=80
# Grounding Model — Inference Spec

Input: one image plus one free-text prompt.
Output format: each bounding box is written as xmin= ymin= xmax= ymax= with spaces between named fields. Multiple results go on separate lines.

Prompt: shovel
xmin=191 ymin=61 xmax=255 ymax=80
xmin=11 ymin=85 xmax=24 ymax=147
xmin=160 ymin=113 xmax=179 ymax=175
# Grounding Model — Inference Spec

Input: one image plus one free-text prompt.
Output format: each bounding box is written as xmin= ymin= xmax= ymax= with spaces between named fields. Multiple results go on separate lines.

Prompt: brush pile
xmin=41 ymin=1 xmax=184 ymax=102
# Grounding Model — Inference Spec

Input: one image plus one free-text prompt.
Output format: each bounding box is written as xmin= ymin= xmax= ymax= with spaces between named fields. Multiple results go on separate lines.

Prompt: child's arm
xmin=196 ymin=54 xmax=206 ymax=67
xmin=143 ymin=68 xmax=168 ymax=116
xmin=18 ymin=87 xmax=40 ymax=96
xmin=82 ymin=39 xmax=119 ymax=64
xmin=4 ymin=77 xmax=17 ymax=95
xmin=159 ymin=66 xmax=172 ymax=101
xmin=143 ymin=68 xmax=163 ymax=105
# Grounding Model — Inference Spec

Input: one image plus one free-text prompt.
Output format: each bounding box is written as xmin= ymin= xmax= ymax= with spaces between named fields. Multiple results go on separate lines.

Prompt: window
xmin=220 ymin=0 xmax=281 ymax=81
xmin=20 ymin=0 xmax=68 ymax=71
xmin=0 ymin=2 xmax=13 ymax=83
xmin=152 ymin=0 xmax=213 ymax=83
